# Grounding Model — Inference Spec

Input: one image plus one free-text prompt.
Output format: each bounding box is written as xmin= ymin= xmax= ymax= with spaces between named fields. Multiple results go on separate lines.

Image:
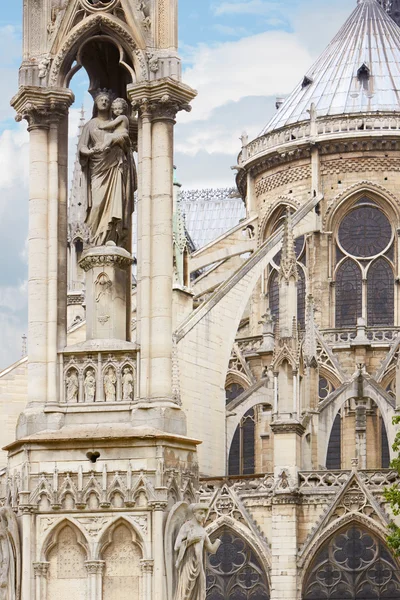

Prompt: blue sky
xmin=0 ymin=0 xmax=354 ymax=369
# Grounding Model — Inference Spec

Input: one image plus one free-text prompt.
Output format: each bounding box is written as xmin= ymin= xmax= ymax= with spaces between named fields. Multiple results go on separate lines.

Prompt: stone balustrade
xmin=239 ymin=113 xmax=400 ymax=165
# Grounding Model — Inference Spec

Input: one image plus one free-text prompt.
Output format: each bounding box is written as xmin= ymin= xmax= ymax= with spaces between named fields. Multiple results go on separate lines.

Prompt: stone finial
xmin=279 ymin=208 xmax=298 ymax=283
xmin=351 ymin=457 xmax=359 ymax=469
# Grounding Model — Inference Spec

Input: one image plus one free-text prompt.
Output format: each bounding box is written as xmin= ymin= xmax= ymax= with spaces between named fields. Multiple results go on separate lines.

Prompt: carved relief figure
xmin=0 ymin=508 xmax=21 ymax=600
xmin=84 ymin=369 xmax=96 ymax=403
xmin=78 ymin=91 xmax=136 ymax=248
xmin=66 ymin=369 xmax=79 ymax=403
xmin=173 ymin=504 xmax=220 ymax=600
xmin=104 ymin=367 xmax=116 ymax=402
xmin=122 ymin=367 xmax=134 ymax=401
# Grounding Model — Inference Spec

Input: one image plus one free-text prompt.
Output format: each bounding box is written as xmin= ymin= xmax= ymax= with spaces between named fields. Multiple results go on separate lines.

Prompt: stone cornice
xmin=11 ymin=86 xmax=75 ymax=129
xmin=270 ymin=420 xmax=306 ymax=436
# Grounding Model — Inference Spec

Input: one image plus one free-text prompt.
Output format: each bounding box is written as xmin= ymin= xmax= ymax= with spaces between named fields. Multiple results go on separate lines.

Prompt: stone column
xmin=270 ymin=421 xmax=304 ymax=600
xmin=11 ymin=88 xmax=74 ymax=417
xmin=33 ymin=562 xmax=50 ymax=600
xmin=140 ymin=559 xmax=154 ymax=600
xmin=137 ymin=102 xmax=153 ymax=399
xmin=151 ymin=501 xmax=167 ymax=600
xmin=128 ymin=80 xmax=196 ymax=419
xmin=21 ymin=508 xmax=33 ymax=600
xmin=85 ymin=561 xmax=105 ymax=600
xmin=26 ymin=120 xmax=49 ymax=406
xmin=149 ymin=104 xmax=175 ymax=401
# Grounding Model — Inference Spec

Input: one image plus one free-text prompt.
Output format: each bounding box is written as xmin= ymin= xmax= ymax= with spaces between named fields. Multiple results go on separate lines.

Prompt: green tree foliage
xmin=384 ymin=415 xmax=400 ymax=555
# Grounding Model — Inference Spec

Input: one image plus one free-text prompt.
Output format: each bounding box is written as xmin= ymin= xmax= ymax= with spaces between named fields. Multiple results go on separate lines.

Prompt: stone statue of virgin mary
xmin=78 ymin=90 xmax=137 ymax=249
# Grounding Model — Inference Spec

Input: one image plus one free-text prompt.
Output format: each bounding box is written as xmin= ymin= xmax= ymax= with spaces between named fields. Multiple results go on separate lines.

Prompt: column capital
xmin=33 ymin=562 xmax=50 ymax=578
xmin=140 ymin=559 xmax=154 ymax=574
xmin=11 ymin=86 xmax=75 ymax=130
xmin=85 ymin=561 xmax=105 ymax=575
xmin=128 ymin=77 xmax=197 ymax=121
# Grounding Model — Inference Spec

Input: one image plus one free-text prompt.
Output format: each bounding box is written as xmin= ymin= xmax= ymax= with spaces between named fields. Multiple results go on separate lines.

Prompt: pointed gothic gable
xmin=205 ymin=483 xmax=268 ymax=548
xmin=298 ymin=472 xmax=390 ymax=566
xmin=48 ymin=0 xmax=148 ymax=57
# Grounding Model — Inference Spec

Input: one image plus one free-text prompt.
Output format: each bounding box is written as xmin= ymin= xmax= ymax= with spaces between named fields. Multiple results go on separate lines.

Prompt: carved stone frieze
xmin=85 ymin=561 xmax=105 ymax=575
xmin=79 ymin=252 xmax=133 ymax=272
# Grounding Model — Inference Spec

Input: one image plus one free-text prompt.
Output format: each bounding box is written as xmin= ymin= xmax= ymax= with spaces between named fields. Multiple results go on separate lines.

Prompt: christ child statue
xmin=98 ymin=97 xmax=130 ymax=152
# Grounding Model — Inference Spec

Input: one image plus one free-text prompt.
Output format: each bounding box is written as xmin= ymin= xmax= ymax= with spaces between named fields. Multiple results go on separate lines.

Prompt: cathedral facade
xmin=1 ymin=0 xmax=400 ymax=599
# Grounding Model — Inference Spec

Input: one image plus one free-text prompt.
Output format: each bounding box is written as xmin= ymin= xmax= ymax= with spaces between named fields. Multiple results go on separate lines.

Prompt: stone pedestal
xmin=80 ymin=242 xmax=133 ymax=341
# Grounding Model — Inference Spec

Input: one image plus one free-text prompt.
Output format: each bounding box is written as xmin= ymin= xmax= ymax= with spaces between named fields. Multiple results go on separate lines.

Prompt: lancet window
xmin=228 ymin=408 xmax=255 ymax=476
xmin=325 ymin=401 xmax=391 ymax=470
xmin=302 ymin=525 xmax=400 ymax=599
xmin=335 ymin=200 xmax=395 ymax=327
xmin=206 ymin=527 xmax=270 ymax=600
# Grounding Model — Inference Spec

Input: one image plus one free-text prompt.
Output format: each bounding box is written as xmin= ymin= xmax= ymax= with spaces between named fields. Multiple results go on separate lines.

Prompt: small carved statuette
xmin=104 ymin=367 xmax=116 ymax=402
xmin=122 ymin=367 xmax=134 ymax=401
xmin=84 ymin=369 xmax=96 ymax=403
xmin=66 ymin=369 xmax=79 ymax=403
xmin=173 ymin=504 xmax=220 ymax=600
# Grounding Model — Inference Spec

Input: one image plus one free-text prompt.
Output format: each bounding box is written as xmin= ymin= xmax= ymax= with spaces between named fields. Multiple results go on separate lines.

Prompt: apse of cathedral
xmin=3 ymin=0 xmax=400 ymax=598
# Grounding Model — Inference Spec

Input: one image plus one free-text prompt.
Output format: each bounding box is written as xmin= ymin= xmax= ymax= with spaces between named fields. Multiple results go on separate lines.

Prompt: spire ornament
xmin=279 ymin=208 xmax=298 ymax=284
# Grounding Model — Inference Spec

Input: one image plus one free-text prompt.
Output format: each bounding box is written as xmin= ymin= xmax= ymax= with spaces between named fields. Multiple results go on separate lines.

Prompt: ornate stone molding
xmin=79 ymin=245 xmax=133 ymax=272
xmin=270 ymin=421 xmax=306 ymax=436
xmin=49 ymin=13 xmax=148 ymax=86
xmin=11 ymin=87 xmax=74 ymax=129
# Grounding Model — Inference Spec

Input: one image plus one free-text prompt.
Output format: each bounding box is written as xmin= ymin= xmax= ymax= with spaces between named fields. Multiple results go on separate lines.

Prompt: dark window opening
xmin=326 ymin=413 xmax=341 ymax=470
xmin=228 ymin=408 xmax=255 ymax=476
xmin=335 ymin=259 xmax=362 ymax=327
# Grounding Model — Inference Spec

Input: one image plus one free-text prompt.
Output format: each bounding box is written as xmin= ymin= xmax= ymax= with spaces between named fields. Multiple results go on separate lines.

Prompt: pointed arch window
xmin=326 ymin=413 xmax=341 ymax=470
xmin=228 ymin=409 xmax=255 ymax=476
xmin=335 ymin=259 xmax=362 ymax=327
xmin=207 ymin=527 xmax=270 ymax=600
xmin=335 ymin=200 xmax=395 ymax=327
xmin=367 ymin=258 xmax=394 ymax=327
xmin=303 ymin=525 xmax=400 ymax=599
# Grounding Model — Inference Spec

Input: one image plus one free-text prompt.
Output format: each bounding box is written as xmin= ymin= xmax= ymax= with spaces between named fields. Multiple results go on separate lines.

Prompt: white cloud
xmin=181 ymin=30 xmax=313 ymax=123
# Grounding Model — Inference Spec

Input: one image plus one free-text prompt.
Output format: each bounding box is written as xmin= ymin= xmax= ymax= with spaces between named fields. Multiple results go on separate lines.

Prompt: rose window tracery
xmin=206 ymin=528 xmax=270 ymax=600
xmin=303 ymin=525 xmax=400 ymax=599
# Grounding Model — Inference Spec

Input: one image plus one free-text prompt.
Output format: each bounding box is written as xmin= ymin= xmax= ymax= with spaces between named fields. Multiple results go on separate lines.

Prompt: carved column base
xmin=80 ymin=242 xmax=133 ymax=341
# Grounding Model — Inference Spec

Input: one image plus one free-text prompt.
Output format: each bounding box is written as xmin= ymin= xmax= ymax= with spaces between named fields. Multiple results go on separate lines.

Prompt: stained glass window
xmin=319 ymin=377 xmax=335 ymax=401
xmin=326 ymin=413 xmax=341 ymax=470
xmin=303 ymin=525 xmax=400 ymax=599
xmin=338 ymin=206 xmax=392 ymax=257
xmin=269 ymin=270 xmax=279 ymax=320
xmin=335 ymin=259 xmax=362 ymax=327
xmin=226 ymin=384 xmax=245 ymax=406
xmin=367 ymin=258 xmax=394 ymax=327
xmin=381 ymin=418 xmax=390 ymax=469
xmin=298 ymin=267 xmax=306 ymax=329
xmin=207 ymin=528 xmax=270 ymax=600
xmin=228 ymin=409 xmax=255 ymax=476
